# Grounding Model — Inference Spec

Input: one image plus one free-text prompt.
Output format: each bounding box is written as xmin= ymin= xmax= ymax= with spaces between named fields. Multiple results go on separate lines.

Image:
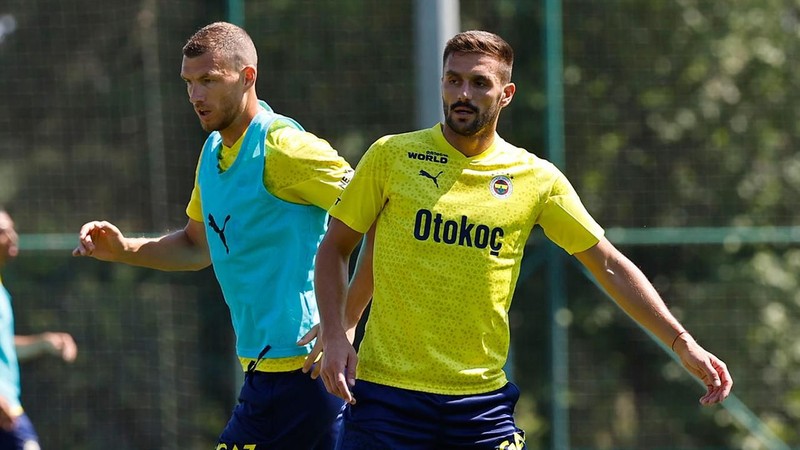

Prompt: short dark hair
xmin=443 ymin=30 xmax=514 ymax=83
xmin=182 ymin=22 xmax=257 ymax=69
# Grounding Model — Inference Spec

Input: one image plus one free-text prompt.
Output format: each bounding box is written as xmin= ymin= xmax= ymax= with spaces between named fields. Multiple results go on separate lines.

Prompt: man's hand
xmin=72 ymin=221 xmax=126 ymax=261
xmin=0 ymin=396 xmax=16 ymax=431
xmin=320 ymin=332 xmax=358 ymax=405
xmin=42 ymin=332 xmax=78 ymax=363
xmin=299 ymin=324 xmax=356 ymax=380
xmin=673 ymin=333 xmax=733 ymax=405
xmin=299 ymin=324 xmax=323 ymax=378
xmin=300 ymin=326 xmax=359 ymax=405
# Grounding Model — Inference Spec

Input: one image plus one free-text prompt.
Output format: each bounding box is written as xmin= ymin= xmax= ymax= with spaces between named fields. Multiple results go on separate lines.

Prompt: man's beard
xmin=201 ymin=101 xmax=238 ymax=132
xmin=443 ymin=100 xmax=500 ymax=137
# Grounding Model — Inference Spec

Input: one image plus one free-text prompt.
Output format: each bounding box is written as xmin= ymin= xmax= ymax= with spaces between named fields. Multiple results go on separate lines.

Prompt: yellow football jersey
xmin=330 ymin=124 xmax=604 ymax=395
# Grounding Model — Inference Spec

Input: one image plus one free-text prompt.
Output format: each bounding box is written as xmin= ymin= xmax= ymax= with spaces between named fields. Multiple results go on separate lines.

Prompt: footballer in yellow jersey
xmin=330 ymin=123 xmax=603 ymax=395
xmin=312 ymin=30 xmax=731 ymax=450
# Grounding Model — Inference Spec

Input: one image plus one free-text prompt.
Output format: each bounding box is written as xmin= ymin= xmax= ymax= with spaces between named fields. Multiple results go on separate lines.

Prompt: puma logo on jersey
xmin=208 ymin=213 xmax=232 ymax=254
xmin=407 ymin=150 xmax=448 ymax=164
xmin=419 ymin=169 xmax=443 ymax=188
xmin=413 ymin=209 xmax=504 ymax=256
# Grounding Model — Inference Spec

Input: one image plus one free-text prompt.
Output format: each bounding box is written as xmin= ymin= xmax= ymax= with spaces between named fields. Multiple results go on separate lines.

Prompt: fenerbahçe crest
xmin=490 ymin=175 xmax=513 ymax=199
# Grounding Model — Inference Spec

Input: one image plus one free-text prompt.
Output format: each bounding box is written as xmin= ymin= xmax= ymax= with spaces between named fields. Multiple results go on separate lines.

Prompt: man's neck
xmin=220 ymin=95 xmax=261 ymax=147
xmin=441 ymin=123 xmax=497 ymax=158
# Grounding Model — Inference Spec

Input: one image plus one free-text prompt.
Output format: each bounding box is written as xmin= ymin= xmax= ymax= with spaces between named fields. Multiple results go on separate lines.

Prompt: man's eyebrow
xmin=444 ymin=70 xmax=491 ymax=82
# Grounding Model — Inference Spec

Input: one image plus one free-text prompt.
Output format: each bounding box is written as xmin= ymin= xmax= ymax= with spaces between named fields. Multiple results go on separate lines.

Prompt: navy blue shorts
xmin=216 ymin=369 xmax=345 ymax=449
xmin=337 ymin=380 xmax=526 ymax=450
xmin=0 ymin=413 xmax=39 ymax=450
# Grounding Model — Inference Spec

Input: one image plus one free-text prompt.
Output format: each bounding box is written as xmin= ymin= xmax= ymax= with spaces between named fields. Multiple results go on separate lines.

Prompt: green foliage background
xmin=0 ymin=0 xmax=798 ymax=448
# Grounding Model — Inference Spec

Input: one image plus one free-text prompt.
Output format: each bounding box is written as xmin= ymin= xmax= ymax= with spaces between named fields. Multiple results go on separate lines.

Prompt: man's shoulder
xmin=495 ymin=138 xmax=558 ymax=170
xmin=378 ymin=126 xmax=431 ymax=142
xmin=264 ymin=119 xmax=330 ymax=157
xmin=266 ymin=116 xmax=305 ymax=138
xmin=369 ymin=128 xmax=435 ymax=156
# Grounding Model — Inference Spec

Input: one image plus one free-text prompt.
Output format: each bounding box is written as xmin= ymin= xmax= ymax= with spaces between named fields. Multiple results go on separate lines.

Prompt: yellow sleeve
xmin=328 ymin=137 xmax=389 ymax=234
xmin=264 ymin=122 xmax=353 ymax=211
xmin=185 ymin=154 xmax=203 ymax=222
xmin=537 ymin=173 xmax=604 ymax=254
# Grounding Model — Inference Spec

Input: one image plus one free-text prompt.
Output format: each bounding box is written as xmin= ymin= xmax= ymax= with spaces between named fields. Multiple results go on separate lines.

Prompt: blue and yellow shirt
xmin=189 ymin=102 xmax=352 ymax=372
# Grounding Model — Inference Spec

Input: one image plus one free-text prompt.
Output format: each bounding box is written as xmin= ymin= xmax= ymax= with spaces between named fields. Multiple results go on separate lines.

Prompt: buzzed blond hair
xmin=182 ymin=22 xmax=257 ymax=70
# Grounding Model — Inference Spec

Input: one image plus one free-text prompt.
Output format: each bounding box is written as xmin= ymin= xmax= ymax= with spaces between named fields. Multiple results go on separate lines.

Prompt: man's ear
xmin=243 ymin=66 xmax=257 ymax=88
xmin=500 ymin=82 xmax=516 ymax=107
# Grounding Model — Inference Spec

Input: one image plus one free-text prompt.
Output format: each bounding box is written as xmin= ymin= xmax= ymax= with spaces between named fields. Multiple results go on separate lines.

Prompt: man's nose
xmin=188 ymin=85 xmax=205 ymax=104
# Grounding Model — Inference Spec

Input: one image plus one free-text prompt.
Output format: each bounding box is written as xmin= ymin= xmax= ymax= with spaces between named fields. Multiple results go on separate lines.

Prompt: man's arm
xmin=72 ymin=218 xmax=211 ymax=271
xmin=574 ymin=236 xmax=733 ymax=405
xmin=344 ymin=223 xmax=375 ymax=330
xmin=301 ymin=223 xmax=375 ymax=375
xmin=15 ymin=332 xmax=77 ymax=362
xmin=313 ymin=218 xmax=367 ymax=404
